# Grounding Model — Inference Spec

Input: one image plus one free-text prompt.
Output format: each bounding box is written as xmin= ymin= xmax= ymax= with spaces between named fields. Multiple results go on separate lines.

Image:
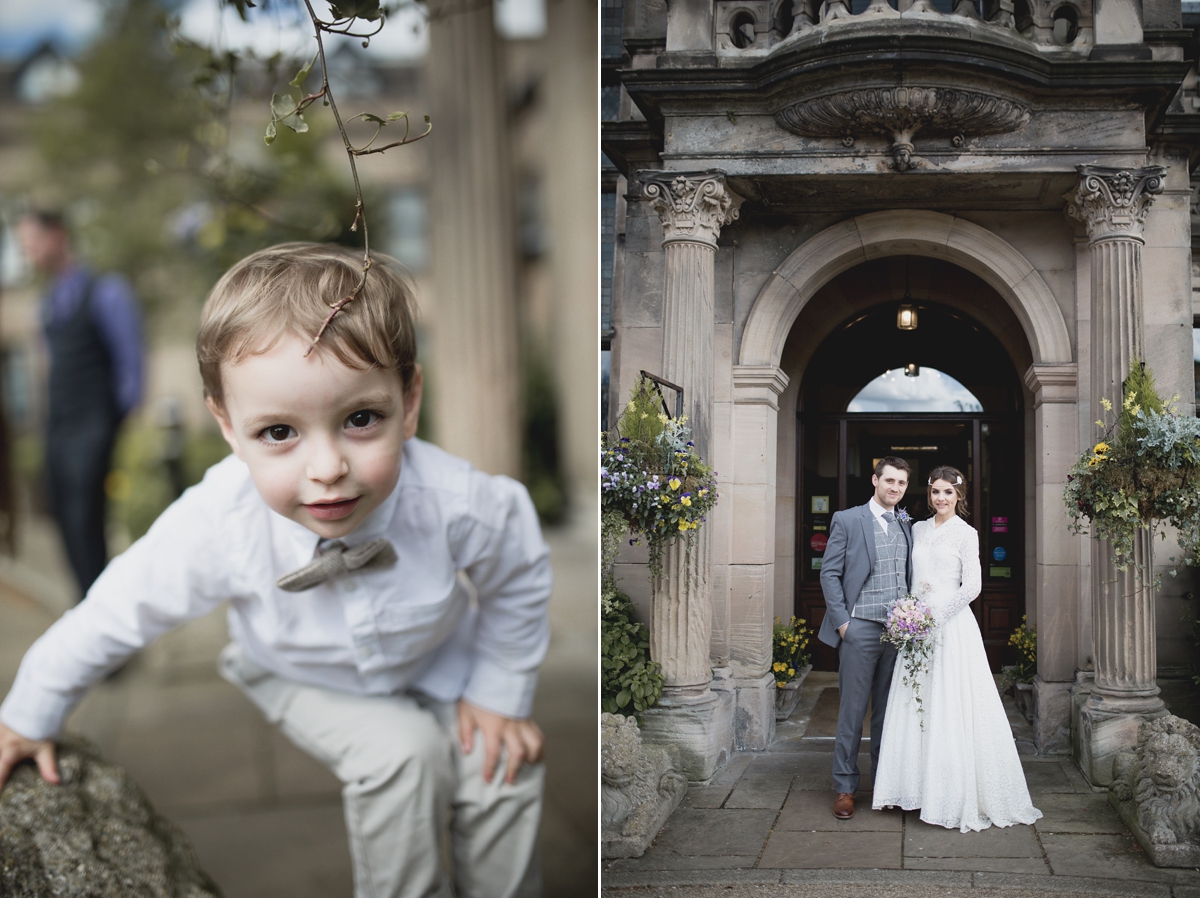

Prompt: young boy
xmin=0 ymin=243 xmax=551 ymax=898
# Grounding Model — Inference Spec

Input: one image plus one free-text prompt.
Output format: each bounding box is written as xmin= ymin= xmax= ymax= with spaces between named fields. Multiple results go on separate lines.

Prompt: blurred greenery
xmin=106 ymin=424 xmax=231 ymax=542
xmin=24 ymin=0 xmax=377 ymax=330
xmin=523 ymin=346 xmax=565 ymax=524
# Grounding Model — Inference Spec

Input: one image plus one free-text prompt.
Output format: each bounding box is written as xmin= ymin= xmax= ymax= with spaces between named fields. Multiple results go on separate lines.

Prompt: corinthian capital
xmin=1066 ymin=165 xmax=1166 ymax=243
xmin=640 ymin=171 xmax=741 ymax=248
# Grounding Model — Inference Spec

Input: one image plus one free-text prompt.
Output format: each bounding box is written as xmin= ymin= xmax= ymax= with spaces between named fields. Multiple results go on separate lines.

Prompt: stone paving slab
xmin=606 ymin=853 xmax=759 ymax=872
xmin=903 ymin=817 xmax=1042 ymax=858
xmin=605 ymin=871 xmax=1180 ymax=896
xmin=901 ymin=855 xmax=1051 ymax=874
xmin=650 ymin=808 xmax=778 ymax=856
xmin=759 ymin=829 xmax=904 ymax=869
xmin=681 ymin=783 xmax=735 ymax=809
xmin=1019 ymin=758 xmax=1088 ymax=794
xmin=1039 ymin=832 xmax=1199 ymax=884
xmin=776 ymin=790 xmax=902 ymax=832
xmin=1027 ymin=790 xmax=1124 ymax=834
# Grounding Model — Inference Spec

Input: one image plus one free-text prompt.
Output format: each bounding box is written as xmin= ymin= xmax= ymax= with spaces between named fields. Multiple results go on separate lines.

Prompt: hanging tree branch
xmin=248 ymin=0 xmax=431 ymax=353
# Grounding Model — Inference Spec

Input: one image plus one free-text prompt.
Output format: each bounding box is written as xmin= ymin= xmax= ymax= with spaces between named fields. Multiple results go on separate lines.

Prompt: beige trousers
xmin=219 ymin=644 xmax=544 ymax=898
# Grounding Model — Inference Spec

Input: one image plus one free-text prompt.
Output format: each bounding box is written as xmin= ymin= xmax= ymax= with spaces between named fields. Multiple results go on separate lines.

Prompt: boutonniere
xmin=896 ymin=508 xmax=911 ymax=524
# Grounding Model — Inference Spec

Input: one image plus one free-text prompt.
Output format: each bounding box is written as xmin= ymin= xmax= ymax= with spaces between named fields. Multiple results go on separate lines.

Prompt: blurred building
xmin=603 ymin=0 xmax=1200 ymax=786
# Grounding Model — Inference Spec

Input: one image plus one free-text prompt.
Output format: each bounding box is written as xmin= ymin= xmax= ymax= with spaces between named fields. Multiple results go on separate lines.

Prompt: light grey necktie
xmin=881 ymin=511 xmax=895 ymax=532
xmin=276 ymin=539 xmax=398 ymax=592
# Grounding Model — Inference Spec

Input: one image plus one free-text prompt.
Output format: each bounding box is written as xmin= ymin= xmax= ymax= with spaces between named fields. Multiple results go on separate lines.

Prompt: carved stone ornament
xmin=1065 ymin=165 xmax=1166 ymax=243
xmin=601 ymin=712 xmax=688 ymax=858
xmin=775 ymin=87 xmax=1030 ymax=172
xmin=1110 ymin=715 xmax=1200 ymax=867
xmin=641 ymin=171 xmax=741 ymax=247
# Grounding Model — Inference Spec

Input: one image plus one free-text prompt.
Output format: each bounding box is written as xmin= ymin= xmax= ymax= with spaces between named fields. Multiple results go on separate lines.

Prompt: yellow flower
xmin=1088 ymin=457 xmax=1100 ymax=467
xmin=1093 ymin=442 xmax=1109 ymax=455
xmin=788 ymin=668 xmax=795 ymax=677
xmin=678 ymin=520 xmax=689 ymax=532
xmin=680 ymin=496 xmax=692 ymax=507
xmin=776 ymin=680 xmax=786 ymax=688
xmin=669 ymin=477 xmax=681 ymax=490
xmin=1100 ymin=397 xmax=1113 ymax=411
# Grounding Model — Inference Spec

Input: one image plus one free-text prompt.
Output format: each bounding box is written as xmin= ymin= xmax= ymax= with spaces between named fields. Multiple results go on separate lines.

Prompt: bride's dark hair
xmin=926 ymin=465 xmax=969 ymax=519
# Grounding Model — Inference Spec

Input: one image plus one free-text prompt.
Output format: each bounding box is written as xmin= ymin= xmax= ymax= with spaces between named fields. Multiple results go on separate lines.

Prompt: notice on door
xmin=991 ymin=516 xmax=1008 ymax=533
xmin=810 ymin=533 xmax=828 ymax=553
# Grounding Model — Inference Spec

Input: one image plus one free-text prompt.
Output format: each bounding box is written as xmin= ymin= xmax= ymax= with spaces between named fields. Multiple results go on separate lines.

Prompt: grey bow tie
xmin=276 ymin=539 xmax=398 ymax=592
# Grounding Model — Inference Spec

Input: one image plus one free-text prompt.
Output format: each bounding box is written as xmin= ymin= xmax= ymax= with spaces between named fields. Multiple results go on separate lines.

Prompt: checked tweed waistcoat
xmin=853 ymin=515 xmax=907 ymax=624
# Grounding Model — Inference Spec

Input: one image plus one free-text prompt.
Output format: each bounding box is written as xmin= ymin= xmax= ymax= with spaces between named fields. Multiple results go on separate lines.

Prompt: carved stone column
xmin=1066 ymin=164 xmax=1169 ymax=785
xmin=425 ymin=1 xmax=521 ymax=477
xmin=636 ymin=171 xmax=740 ymax=780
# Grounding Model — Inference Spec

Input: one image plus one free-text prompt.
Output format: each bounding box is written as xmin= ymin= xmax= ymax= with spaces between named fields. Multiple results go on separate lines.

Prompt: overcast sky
xmin=0 ymin=0 xmax=546 ymax=62
xmin=848 ymin=367 xmax=984 ymax=413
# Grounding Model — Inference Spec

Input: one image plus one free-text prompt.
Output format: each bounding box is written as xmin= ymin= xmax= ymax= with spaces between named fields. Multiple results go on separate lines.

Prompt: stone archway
xmin=738 ymin=210 xmax=1073 ymax=369
xmin=721 ymin=210 xmax=1078 ymax=754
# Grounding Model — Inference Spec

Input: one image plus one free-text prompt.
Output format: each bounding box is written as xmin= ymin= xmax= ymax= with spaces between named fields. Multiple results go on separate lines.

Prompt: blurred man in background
xmin=18 ymin=211 xmax=143 ymax=599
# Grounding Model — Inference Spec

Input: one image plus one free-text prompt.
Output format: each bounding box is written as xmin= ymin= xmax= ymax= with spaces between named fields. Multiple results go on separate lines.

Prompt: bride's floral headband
xmin=927 ymin=474 xmax=963 ymax=485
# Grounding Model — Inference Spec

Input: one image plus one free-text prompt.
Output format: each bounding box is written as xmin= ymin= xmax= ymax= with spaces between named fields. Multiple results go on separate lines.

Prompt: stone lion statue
xmin=1111 ymin=714 xmax=1200 ymax=846
xmin=600 ymin=712 xmax=688 ymax=858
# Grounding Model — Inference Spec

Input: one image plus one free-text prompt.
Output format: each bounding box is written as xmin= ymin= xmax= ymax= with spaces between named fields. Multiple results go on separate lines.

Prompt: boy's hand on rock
xmin=456 ymin=700 xmax=544 ymax=786
xmin=0 ymin=720 xmax=59 ymax=791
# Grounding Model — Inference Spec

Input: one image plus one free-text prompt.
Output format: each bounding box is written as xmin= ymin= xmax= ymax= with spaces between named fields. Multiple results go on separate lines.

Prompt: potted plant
xmin=1063 ymin=361 xmax=1200 ymax=576
xmin=773 ymin=615 xmax=813 ymax=720
xmin=999 ymin=615 xmax=1037 ymax=723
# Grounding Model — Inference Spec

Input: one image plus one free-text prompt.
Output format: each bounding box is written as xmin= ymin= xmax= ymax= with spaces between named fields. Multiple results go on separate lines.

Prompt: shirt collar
xmin=868 ymin=497 xmax=890 ymax=521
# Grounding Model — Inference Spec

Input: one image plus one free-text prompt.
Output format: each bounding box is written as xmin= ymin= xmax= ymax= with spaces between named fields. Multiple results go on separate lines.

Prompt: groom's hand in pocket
xmin=838 ymin=622 xmax=848 ymax=639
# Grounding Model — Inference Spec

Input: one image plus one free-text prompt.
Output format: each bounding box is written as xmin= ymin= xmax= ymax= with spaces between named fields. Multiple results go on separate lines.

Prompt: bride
xmin=871 ymin=465 xmax=1041 ymax=832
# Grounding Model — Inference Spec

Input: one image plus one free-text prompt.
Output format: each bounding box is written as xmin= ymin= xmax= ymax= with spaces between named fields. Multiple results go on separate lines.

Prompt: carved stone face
xmin=601 ymin=715 xmax=642 ymax=785
xmin=1143 ymin=733 xmax=1197 ymax=793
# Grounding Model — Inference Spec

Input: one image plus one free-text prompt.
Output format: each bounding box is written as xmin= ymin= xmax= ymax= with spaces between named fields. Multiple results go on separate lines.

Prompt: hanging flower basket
xmin=1063 ymin=362 xmax=1200 ymax=573
xmin=600 ymin=376 xmax=719 ymax=580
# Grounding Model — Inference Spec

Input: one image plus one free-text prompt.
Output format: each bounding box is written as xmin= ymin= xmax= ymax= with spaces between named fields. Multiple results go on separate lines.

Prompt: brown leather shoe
xmin=833 ymin=792 xmax=855 ymax=819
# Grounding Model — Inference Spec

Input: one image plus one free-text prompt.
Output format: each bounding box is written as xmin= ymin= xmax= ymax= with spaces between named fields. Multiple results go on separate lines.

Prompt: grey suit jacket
xmin=816 ymin=503 xmax=914 ymax=648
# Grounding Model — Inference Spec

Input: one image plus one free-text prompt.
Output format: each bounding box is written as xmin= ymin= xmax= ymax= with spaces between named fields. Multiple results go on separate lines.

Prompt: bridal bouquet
xmin=880 ymin=594 xmax=936 ymax=727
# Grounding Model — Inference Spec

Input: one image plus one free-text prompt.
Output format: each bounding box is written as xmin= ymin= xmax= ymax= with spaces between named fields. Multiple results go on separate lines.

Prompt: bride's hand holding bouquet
xmin=880 ymin=593 xmax=936 ymax=725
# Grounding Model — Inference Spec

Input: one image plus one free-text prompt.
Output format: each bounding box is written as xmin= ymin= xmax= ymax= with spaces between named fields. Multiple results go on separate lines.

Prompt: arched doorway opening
xmin=779 ymin=258 xmax=1028 ymax=673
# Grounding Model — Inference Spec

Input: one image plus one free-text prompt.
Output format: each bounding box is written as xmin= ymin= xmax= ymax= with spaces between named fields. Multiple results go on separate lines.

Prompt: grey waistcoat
xmin=853 ymin=518 xmax=908 ymax=624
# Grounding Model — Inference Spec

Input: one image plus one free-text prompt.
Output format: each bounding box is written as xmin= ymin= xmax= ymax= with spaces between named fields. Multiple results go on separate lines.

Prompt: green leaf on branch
xmin=328 ymin=0 xmax=382 ymax=21
xmin=264 ymin=119 xmax=277 ymax=145
xmin=360 ymin=112 xmax=387 ymax=125
xmin=289 ymin=54 xmax=317 ymax=89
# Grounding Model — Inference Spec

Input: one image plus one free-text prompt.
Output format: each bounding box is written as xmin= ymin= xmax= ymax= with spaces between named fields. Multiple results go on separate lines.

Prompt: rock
xmin=0 ymin=737 xmax=222 ymax=897
xmin=601 ymin=712 xmax=687 ymax=859
xmin=1109 ymin=714 xmax=1200 ymax=867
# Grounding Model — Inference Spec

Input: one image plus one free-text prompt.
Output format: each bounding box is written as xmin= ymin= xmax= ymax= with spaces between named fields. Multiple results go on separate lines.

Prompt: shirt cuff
xmin=0 ymin=684 xmax=73 ymax=742
xmin=461 ymin=659 xmax=539 ymax=719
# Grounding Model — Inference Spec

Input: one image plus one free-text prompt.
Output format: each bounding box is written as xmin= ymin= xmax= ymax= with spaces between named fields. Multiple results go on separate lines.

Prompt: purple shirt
xmin=41 ymin=266 xmax=144 ymax=419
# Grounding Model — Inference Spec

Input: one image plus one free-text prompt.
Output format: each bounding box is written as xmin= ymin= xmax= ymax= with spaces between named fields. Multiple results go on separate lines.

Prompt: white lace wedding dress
xmin=871 ymin=515 xmax=1042 ymax=832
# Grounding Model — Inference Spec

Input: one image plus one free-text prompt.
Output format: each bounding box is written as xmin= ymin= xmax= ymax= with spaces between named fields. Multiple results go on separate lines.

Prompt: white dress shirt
xmin=868 ymin=497 xmax=894 ymax=532
xmin=1 ymin=438 xmax=552 ymax=741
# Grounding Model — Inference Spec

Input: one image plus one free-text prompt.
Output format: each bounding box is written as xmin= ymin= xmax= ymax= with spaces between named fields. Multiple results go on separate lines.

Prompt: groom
xmin=817 ymin=456 xmax=913 ymax=819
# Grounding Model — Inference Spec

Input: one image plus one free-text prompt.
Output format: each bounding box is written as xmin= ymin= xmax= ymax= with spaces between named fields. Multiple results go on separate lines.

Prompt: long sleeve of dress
xmin=937 ymin=523 xmax=982 ymax=625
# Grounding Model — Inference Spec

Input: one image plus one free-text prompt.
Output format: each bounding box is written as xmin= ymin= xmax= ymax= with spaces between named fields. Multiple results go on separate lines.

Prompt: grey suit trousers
xmin=834 ymin=618 xmax=898 ymax=794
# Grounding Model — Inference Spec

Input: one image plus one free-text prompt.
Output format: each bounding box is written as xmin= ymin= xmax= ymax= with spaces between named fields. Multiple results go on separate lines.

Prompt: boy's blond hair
xmin=197 ymin=243 xmax=418 ymax=406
